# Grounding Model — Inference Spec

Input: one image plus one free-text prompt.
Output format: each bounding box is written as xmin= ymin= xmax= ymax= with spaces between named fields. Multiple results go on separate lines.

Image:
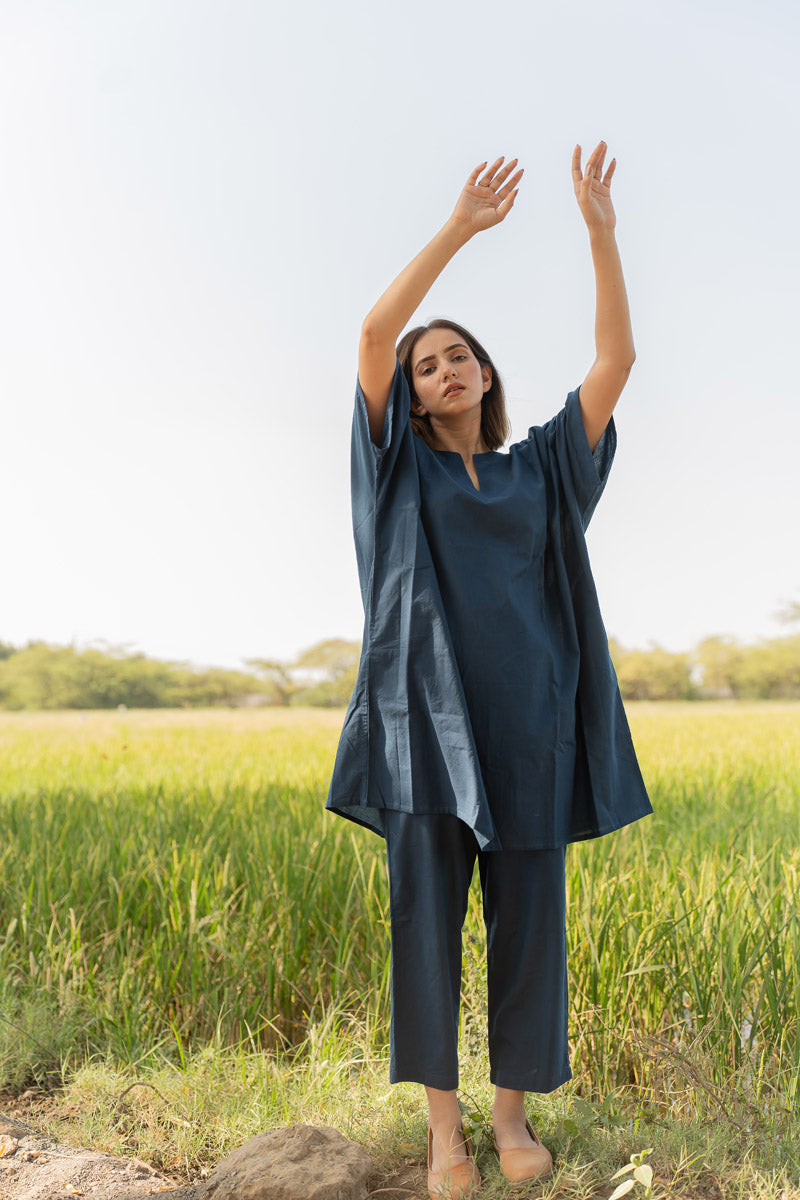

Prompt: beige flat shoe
xmin=493 ymin=1118 xmax=553 ymax=1183
xmin=427 ymin=1124 xmax=481 ymax=1199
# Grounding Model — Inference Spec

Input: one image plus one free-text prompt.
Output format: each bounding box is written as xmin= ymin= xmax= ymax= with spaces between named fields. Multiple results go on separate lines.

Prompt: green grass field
xmin=1 ymin=703 xmax=798 ymax=1197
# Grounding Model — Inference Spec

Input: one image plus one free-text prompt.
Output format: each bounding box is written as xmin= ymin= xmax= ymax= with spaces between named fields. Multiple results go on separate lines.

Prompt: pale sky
xmin=2 ymin=0 xmax=798 ymax=670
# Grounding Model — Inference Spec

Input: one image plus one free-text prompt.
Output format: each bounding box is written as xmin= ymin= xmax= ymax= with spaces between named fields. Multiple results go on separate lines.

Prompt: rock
xmin=0 ymin=1135 xmax=20 ymax=1157
xmin=115 ymin=1189 xmax=198 ymax=1200
xmin=0 ymin=1116 xmax=32 ymax=1139
xmin=197 ymin=1125 xmax=374 ymax=1200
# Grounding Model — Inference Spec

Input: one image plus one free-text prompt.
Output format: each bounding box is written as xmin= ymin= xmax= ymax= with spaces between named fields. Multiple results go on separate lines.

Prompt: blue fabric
xmin=382 ymin=809 xmax=570 ymax=1091
xmin=326 ymin=360 xmax=652 ymax=850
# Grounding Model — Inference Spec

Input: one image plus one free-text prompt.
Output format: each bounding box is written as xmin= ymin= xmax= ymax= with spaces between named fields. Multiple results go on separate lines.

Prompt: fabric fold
xmin=326 ymin=363 xmax=652 ymax=849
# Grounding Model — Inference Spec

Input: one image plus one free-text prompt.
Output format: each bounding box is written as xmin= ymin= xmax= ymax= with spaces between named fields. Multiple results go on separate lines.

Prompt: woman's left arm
xmin=572 ymin=141 xmax=635 ymax=452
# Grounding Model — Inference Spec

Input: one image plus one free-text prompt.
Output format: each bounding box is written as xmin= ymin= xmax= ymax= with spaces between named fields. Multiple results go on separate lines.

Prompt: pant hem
xmin=390 ymin=1071 xmax=459 ymax=1090
xmin=490 ymin=1066 xmax=573 ymax=1093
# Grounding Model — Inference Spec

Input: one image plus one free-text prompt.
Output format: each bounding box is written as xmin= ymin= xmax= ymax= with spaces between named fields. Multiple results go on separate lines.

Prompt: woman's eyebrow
xmin=414 ymin=343 xmax=468 ymax=369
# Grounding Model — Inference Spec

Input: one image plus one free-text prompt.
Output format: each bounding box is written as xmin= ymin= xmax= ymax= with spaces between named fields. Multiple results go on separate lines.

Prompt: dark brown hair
xmin=396 ymin=319 xmax=510 ymax=451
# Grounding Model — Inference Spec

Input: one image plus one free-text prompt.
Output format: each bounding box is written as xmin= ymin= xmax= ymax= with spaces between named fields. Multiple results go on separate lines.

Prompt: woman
xmin=326 ymin=143 xmax=652 ymax=1198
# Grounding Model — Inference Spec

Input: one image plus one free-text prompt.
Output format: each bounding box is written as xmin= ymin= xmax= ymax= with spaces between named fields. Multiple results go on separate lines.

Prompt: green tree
xmin=694 ymin=636 xmax=743 ymax=697
xmin=292 ymin=638 xmax=362 ymax=675
xmin=614 ymin=644 xmax=695 ymax=701
xmin=243 ymin=659 xmax=297 ymax=706
xmin=0 ymin=642 xmax=267 ymax=710
xmin=0 ymin=642 xmax=83 ymax=709
xmin=732 ymin=636 xmax=800 ymax=699
xmin=167 ymin=664 xmax=270 ymax=707
xmin=289 ymin=639 xmax=361 ymax=707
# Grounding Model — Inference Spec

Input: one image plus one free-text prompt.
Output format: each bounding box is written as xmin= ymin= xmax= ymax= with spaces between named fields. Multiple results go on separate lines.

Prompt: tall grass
xmin=566 ymin=703 xmax=800 ymax=1112
xmin=1 ymin=703 xmax=798 ymax=1115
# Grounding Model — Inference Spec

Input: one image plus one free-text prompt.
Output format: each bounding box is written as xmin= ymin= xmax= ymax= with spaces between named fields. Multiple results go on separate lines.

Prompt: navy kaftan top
xmin=325 ymin=361 xmax=652 ymax=850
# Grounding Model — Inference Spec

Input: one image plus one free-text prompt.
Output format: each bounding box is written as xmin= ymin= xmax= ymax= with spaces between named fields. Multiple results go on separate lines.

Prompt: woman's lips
xmin=444 ymin=385 xmax=464 ymax=397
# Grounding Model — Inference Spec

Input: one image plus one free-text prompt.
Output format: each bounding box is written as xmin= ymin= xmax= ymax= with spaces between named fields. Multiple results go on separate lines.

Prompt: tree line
xmin=1 ymin=628 xmax=799 ymax=710
xmin=610 ymin=635 xmax=800 ymax=701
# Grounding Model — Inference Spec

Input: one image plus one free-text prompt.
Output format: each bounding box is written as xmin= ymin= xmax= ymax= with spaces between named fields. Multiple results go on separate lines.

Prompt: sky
xmin=1 ymin=0 xmax=799 ymax=671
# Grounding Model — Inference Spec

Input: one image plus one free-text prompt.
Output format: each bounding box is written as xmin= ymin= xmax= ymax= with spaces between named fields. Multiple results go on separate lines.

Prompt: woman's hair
xmin=396 ymin=318 xmax=510 ymax=451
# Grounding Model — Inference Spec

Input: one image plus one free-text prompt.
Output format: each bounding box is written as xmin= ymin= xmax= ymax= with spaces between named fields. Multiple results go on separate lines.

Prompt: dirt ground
xmin=0 ymin=1095 xmax=195 ymax=1200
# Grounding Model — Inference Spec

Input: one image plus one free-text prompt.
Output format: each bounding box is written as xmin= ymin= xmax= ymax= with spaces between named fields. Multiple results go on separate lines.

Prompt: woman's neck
xmin=428 ymin=414 xmax=488 ymax=458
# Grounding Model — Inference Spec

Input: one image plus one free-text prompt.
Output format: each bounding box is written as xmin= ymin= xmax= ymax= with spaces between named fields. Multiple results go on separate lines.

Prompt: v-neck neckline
xmin=432 ymin=447 xmax=496 ymax=494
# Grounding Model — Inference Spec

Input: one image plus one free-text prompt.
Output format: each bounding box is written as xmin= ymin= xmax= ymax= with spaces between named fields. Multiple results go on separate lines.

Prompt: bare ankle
xmin=492 ymin=1086 xmax=526 ymax=1122
xmin=425 ymin=1085 xmax=462 ymax=1129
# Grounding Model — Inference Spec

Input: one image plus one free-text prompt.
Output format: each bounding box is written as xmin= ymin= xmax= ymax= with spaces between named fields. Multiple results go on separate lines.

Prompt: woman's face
xmin=409 ymin=328 xmax=491 ymax=422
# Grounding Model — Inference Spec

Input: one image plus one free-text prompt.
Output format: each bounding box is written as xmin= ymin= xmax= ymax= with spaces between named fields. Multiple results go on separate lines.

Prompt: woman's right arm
xmin=359 ymin=156 xmax=524 ymax=445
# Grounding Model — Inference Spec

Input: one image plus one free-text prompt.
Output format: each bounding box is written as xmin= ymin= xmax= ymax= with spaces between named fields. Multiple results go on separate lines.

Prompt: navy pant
xmin=382 ymin=810 xmax=572 ymax=1092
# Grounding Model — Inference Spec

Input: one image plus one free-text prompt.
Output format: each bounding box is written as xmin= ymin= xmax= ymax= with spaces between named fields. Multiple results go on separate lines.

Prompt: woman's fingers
xmin=588 ymin=140 xmax=606 ymax=172
xmin=468 ymin=156 xmax=522 ymax=192
xmin=466 ymin=156 xmax=523 ymax=208
xmin=487 ymin=157 xmax=519 ymax=192
xmin=467 ymin=161 xmax=489 ymax=187
xmin=496 ymin=187 xmax=520 ymax=220
xmin=572 ymin=138 xmax=618 ymax=231
xmin=478 ymin=156 xmax=506 ymax=188
xmin=496 ymin=166 xmax=524 ymax=201
xmin=574 ymin=140 xmax=616 ymax=194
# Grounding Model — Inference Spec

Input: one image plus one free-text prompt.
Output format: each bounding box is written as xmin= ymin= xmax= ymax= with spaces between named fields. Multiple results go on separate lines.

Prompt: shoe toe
xmin=428 ymin=1159 xmax=480 ymax=1198
xmin=427 ymin=1126 xmax=481 ymax=1199
xmin=497 ymin=1142 xmax=553 ymax=1183
xmin=494 ymin=1121 xmax=553 ymax=1183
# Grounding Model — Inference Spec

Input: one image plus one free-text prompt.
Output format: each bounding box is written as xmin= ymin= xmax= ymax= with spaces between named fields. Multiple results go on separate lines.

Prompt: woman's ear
xmin=411 ymin=396 xmax=428 ymax=415
xmin=482 ymin=365 xmax=492 ymax=393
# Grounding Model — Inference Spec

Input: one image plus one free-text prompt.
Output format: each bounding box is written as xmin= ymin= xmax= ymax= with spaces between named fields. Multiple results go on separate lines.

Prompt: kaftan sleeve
xmin=353 ymin=360 xmax=410 ymax=483
xmin=536 ymin=387 xmax=617 ymax=530
xmin=350 ymin=360 xmax=414 ymax=602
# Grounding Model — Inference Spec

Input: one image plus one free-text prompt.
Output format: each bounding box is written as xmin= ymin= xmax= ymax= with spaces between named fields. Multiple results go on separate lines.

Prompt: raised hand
xmin=359 ymin=155 xmax=522 ymax=441
xmin=572 ymin=141 xmax=617 ymax=233
xmin=450 ymin=156 xmax=524 ymax=235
